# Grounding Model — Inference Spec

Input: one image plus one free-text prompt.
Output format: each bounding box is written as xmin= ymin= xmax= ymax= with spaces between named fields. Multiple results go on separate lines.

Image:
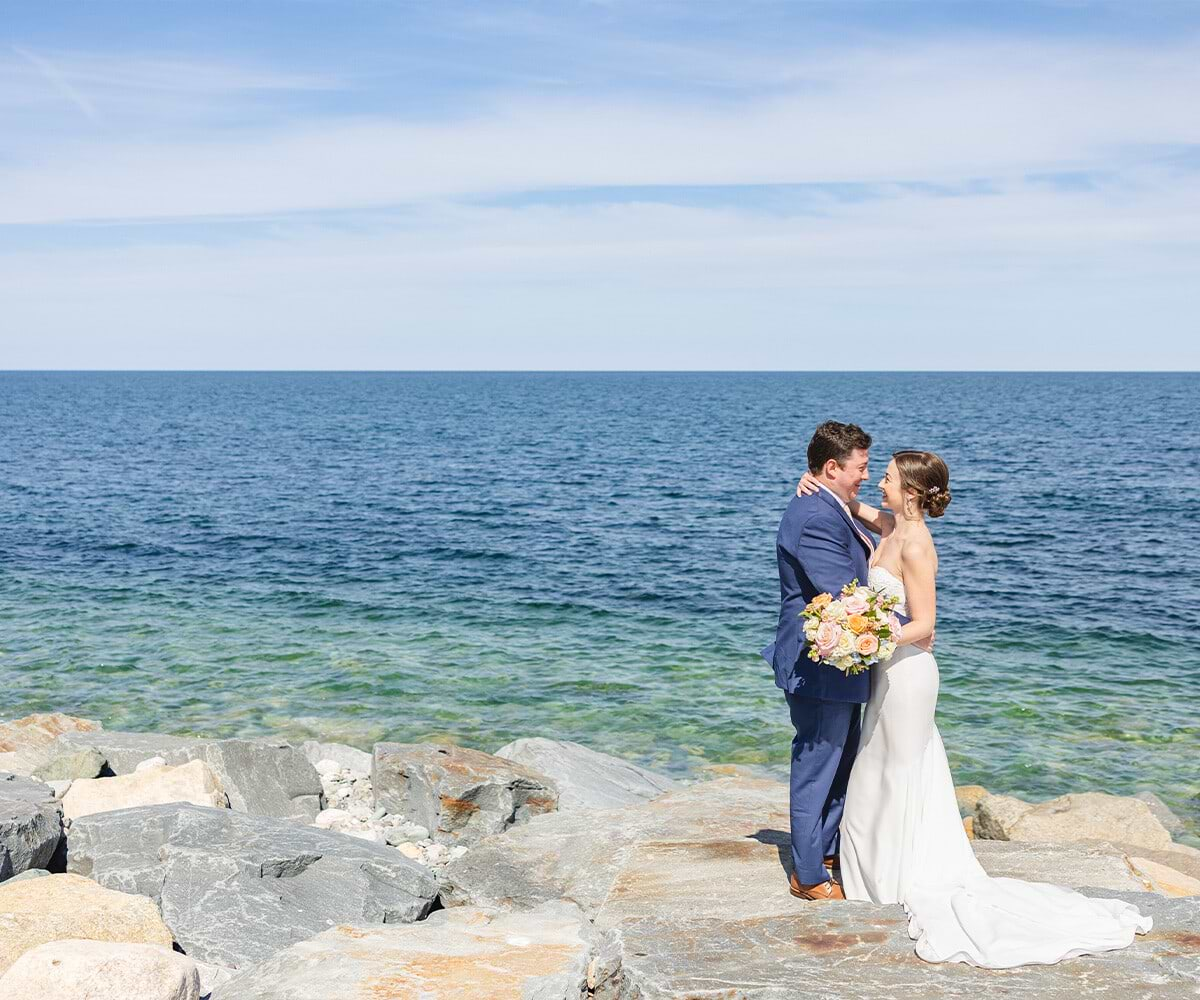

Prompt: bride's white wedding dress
xmin=838 ymin=565 xmax=1152 ymax=968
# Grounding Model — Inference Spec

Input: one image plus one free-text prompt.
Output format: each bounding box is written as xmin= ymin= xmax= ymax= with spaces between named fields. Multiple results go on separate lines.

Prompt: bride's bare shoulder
xmin=900 ymin=530 xmax=938 ymax=573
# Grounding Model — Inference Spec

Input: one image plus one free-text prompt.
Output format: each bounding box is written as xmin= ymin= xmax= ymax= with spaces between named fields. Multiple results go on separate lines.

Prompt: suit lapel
xmin=816 ymin=487 xmax=874 ymax=558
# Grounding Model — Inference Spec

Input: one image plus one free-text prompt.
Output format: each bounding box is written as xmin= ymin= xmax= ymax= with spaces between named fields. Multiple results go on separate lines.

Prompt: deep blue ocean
xmin=1 ymin=372 xmax=1197 ymax=839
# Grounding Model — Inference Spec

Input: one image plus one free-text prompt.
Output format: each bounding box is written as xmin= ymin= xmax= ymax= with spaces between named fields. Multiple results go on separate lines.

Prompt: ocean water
xmin=1 ymin=372 xmax=1197 ymax=839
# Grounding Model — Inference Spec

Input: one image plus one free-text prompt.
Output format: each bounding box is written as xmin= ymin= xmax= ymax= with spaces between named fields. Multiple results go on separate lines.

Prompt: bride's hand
xmin=796 ymin=471 xmax=820 ymax=497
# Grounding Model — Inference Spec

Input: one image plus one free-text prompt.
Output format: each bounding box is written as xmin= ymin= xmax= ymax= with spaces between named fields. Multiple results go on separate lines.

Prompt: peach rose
xmin=810 ymin=592 xmax=832 ymax=610
xmin=887 ymin=614 xmax=903 ymax=640
xmin=842 ymin=594 xmax=869 ymax=615
xmin=855 ymin=633 xmax=880 ymax=657
xmin=846 ymin=613 xmax=871 ymax=635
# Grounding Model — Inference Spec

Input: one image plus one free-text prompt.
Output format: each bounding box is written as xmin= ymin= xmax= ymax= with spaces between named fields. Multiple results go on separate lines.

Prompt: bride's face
xmin=878 ymin=459 xmax=905 ymax=511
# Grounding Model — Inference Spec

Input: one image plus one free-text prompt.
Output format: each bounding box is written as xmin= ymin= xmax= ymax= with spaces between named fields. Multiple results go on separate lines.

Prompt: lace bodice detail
xmin=868 ymin=565 xmax=907 ymax=616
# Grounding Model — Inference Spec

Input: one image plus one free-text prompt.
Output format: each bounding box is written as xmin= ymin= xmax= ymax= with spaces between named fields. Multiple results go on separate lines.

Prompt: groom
xmin=763 ymin=420 xmax=875 ymax=901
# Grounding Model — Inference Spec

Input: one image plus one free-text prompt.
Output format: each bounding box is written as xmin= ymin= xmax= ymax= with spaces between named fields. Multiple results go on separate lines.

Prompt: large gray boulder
xmin=372 ymin=743 xmax=558 ymax=847
xmin=215 ymin=901 xmax=595 ymax=1000
xmin=494 ymin=738 xmax=678 ymax=811
xmin=975 ymin=791 xmax=1174 ymax=851
xmin=0 ymin=773 xmax=63 ymax=882
xmin=446 ymin=777 xmax=1195 ymax=998
xmin=591 ymin=892 xmax=1198 ymax=999
xmin=55 ymin=732 xmax=322 ymax=822
xmin=67 ymin=803 xmax=439 ymax=970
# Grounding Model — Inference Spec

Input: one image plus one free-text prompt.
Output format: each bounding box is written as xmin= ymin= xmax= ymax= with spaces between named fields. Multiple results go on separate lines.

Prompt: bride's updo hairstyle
xmin=893 ymin=450 xmax=952 ymax=518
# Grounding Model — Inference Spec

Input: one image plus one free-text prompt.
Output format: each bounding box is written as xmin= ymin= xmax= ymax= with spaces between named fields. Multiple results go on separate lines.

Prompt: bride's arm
xmin=896 ymin=541 xmax=936 ymax=646
xmin=847 ymin=497 xmax=892 ymax=536
xmin=796 ymin=472 xmax=894 ymax=535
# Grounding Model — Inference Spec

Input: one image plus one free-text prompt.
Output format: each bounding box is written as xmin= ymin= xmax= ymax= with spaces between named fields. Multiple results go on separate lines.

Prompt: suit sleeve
xmin=794 ymin=514 xmax=858 ymax=598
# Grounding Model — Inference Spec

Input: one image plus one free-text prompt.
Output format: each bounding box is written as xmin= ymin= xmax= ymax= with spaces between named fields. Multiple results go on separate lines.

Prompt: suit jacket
xmin=762 ymin=488 xmax=874 ymax=703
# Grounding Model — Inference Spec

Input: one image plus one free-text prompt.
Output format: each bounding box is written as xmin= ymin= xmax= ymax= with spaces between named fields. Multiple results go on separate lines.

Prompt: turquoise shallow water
xmin=0 ymin=372 xmax=1197 ymax=840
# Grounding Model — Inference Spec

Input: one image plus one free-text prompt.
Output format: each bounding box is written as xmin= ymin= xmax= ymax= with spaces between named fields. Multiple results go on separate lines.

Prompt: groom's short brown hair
xmin=807 ymin=421 xmax=872 ymax=473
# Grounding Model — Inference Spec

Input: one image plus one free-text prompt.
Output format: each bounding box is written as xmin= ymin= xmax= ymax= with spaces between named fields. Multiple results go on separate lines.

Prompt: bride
xmin=798 ymin=451 xmax=1151 ymax=968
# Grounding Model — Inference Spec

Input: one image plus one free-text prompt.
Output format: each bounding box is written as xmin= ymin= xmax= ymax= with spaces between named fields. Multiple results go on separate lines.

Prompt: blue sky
xmin=2 ymin=1 xmax=1198 ymax=370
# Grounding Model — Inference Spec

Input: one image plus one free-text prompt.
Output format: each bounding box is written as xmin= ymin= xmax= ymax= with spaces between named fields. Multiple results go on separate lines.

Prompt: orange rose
xmin=846 ymin=614 xmax=871 ymax=635
xmin=810 ymin=593 xmax=832 ymax=610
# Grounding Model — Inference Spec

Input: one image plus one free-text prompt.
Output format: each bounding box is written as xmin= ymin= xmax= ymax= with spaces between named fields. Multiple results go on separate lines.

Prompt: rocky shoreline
xmin=1 ymin=712 xmax=1197 ymax=999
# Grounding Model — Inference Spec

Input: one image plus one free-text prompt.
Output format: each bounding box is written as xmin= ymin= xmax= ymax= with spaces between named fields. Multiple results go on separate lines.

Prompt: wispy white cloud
xmin=2 ymin=172 xmax=1197 ymax=368
xmin=1 ymin=37 xmax=1197 ymax=225
xmin=11 ymin=46 xmax=101 ymax=124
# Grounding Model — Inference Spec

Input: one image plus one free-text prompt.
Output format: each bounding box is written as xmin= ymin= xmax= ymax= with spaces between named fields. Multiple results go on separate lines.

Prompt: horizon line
xmin=1 ymin=368 xmax=1197 ymax=376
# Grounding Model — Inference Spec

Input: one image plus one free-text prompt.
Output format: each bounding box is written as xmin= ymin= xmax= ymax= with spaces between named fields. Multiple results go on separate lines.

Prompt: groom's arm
xmin=794 ymin=513 xmax=857 ymax=598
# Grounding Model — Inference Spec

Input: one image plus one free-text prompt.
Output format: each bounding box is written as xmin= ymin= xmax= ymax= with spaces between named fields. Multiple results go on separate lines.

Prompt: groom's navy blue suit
xmin=762 ymin=487 xmax=874 ymax=885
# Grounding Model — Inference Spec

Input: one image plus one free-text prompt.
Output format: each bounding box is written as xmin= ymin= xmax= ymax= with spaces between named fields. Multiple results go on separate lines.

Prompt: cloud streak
xmin=2 ymin=37 xmax=1198 ymax=224
xmin=11 ymin=45 xmax=101 ymax=124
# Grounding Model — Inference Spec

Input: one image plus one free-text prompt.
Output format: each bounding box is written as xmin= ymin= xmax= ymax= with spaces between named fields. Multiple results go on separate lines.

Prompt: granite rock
xmin=444 ymin=777 xmax=1196 ymax=998
xmin=975 ymin=791 xmax=1174 ymax=850
xmin=62 ymin=761 xmax=227 ymax=821
xmin=494 ymin=738 xmax=678 ymax=811
xmin=1134 ymin=790 xmax=1186 ymax=837
xmin=31 ymin=747 xmax=106 ymax=783
xmin=300 ymin=740 xmax=372 ymax=775
xmin=373 ymin=743 xmax=558 ymax=846
xmin=1126 ymin=855 xmax=1200 ymax=897
xmin=0 ymin=940 xmax=200 ymax=1000
xmin=5 ymin=870 xmax=49 ymax=884
xmin=971 ymin=839 xmax=1152 ymax=892
xmin=215 ymin=901 xmax=595 ymax=1000
xmin=0 ymin=872 xmax=174 ymax=976
xmin=0 ymin=774 xmax=62 ymax=883
xmin=953 ymin=784 xmax=988 ymax=817
xmin=55 ymin=732 xmax=321 ymax=822
xmin=67 ymin=803 xmax=438 ymax=970
xmin=0 ymin=715 xmax=103 ymax=777
xmin=591 ymin=892 xmax=1199 ymax=1000
xmin=442 ymin=778 xmax=797 ymax=916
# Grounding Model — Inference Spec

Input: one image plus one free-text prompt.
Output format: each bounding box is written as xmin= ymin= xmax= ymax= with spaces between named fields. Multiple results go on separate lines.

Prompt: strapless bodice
xmin=868 ymin=565 xmax=907 ymax=616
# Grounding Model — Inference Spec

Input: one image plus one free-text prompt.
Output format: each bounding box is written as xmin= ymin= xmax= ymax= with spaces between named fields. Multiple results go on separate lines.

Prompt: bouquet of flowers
xmin=801 ymin=580 xmax=902 ymax=675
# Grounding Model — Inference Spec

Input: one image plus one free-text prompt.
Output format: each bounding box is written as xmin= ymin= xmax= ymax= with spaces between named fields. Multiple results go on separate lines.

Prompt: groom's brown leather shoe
xmin=789 ymin=872 xmax=845 ymax=901
xmin=823 ymin=855 xmax=839 ymax=874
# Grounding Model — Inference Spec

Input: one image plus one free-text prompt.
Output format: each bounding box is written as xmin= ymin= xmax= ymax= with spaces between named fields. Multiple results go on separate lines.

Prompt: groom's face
xmin=830 ymin=448 xmax=870 ymax=503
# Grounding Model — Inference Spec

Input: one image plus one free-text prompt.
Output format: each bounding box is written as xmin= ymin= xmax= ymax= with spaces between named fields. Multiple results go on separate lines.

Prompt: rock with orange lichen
xmin=214 ymin=901 xmax=595 ymax=1000
xmin=371 ymin=743 xmax=558 ymax=847
xmin=0 ymin=714 xmax=103 ymax=776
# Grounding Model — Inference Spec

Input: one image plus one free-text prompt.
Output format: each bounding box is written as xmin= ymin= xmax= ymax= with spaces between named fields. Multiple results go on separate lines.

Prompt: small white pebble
xmin=135 ymin=756 xmax=168 ymax=772
xmin=395 ymin=842 xmax=422 ymax=860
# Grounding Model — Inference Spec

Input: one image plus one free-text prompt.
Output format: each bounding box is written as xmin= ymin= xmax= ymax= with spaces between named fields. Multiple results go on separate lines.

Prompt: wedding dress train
xmin=838 ymin=566 xmax=1152 ymax=968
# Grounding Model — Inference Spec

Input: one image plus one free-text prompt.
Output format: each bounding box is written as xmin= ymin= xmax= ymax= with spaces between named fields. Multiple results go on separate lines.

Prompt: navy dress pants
xmin=785 ymin=691 xmax=862 ymax=885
